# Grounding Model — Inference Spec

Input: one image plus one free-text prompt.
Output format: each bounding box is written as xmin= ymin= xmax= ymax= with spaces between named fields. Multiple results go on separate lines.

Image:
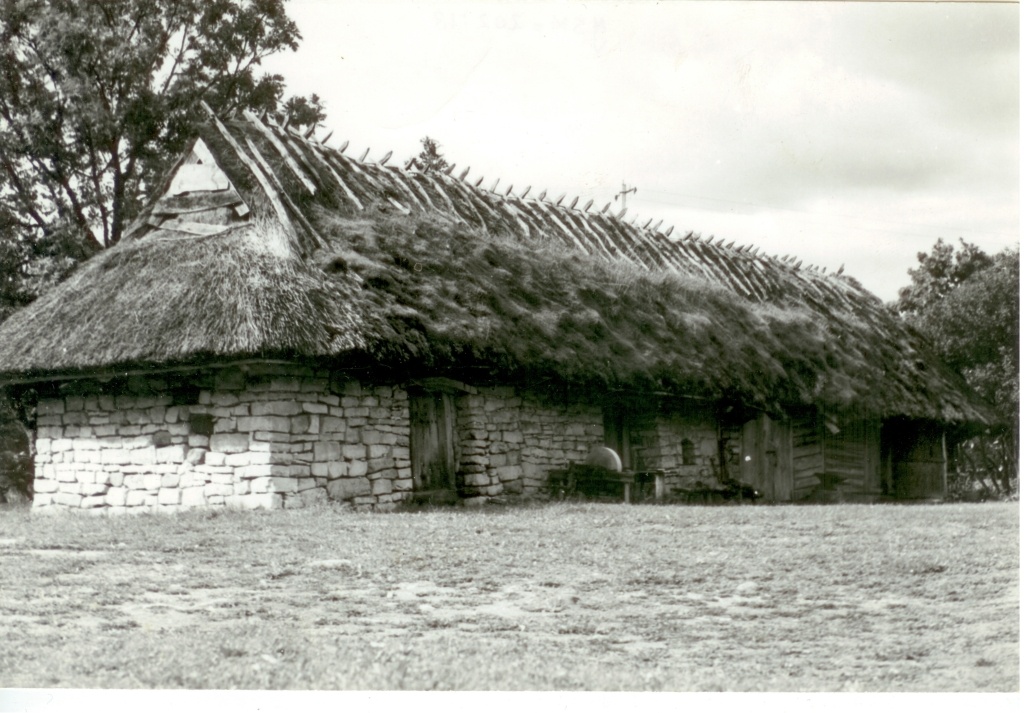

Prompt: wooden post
xmin=655 ymin=473 xmax=665 ymax=501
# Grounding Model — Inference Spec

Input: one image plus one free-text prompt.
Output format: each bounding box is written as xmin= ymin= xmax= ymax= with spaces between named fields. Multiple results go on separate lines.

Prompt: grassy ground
xmin=0 ymin=501 xmax=1017 ymax=691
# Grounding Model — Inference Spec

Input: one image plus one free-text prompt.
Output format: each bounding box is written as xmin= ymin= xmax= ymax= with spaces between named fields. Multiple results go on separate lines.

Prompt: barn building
xmin=0 ymin=109 xmax=992 ymax=512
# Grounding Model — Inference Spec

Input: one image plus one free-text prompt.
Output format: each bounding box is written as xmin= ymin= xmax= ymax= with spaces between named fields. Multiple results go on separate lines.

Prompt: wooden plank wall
xmin=823 ymin=415 xmax=882 ymax=496
xmin=792 ymin=412 xmax=824 ymax=499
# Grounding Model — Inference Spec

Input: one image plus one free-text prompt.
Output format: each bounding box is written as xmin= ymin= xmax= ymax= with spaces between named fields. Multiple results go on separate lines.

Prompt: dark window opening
xmin=681 ymin=438 xmax=696 ymax=466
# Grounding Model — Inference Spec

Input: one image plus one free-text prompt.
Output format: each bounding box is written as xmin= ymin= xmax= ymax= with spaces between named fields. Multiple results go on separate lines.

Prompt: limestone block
xmin=288 ymin=465 xmax=311 ymax=478
xmin=207 ymin=495 xmax=226 ymax=506
xmin=463 ymin=472 xmax=490 ymax=487
xmin=368 ymin=444 xmax=390 ymax=459
xmin=101 ymin=449 xmax=130 ymax=466
xmin=371 ymin=479 xmax=392 ymax=496
xmin=367 ymin=457 xmax=392 ymax=474
xmin=211 ymin=418 xmax=237 ymax=433
xmin=34 ymin=479 xmax=59 ymax=493
xmin=268 ymin=477 xmax=298 ymax=493
xmin=53 ymin=492 xmax=83 ymax=508
xmin=54 ymin=465 xmax=77 ymax=483
xmin=125 ymin=490 xmax=148 ymax=507
xmin=319 ymin=416 xmax=346 ymax=435
xmin=36 ymin=438 xmax=52 ymax=455
xmin=143 ymin=473 xmax=162 ymax=490
xmin=327 ymin=461 xmax=347 ymax=478
xmin=205 ymin=451 xmax=227 ymax=467
xmin=313 ymin=442 xmax=341 ymax=462
xmin=225 ymin=452 xmax=252 ymax=468
xmin=80 ymin=495 xmax=106 ymax=508
xmin=130 ymin=447 xmax=157 ymax=466
xmin=251 ymin=400 xmax=302 ymax=416
xmin=252 ymin=431 xmax=291 ymax=443
xmin=158 ymin=488 xmax=181 ymax=505
xmin=38 ymin=400 xmax=65 ymax=416
xmin=496 ymin=465 xmax=522 ymax=482
xmin=295 ymin=477 xmax=317 ymax=492
xmin=247 ymin=476 xmax=272 ymax=492
xmin=327 ymin=477 xmax=371 ymax=500
xmin=298 ymin=487 xmax=327 ymax=507
xmin=361 ymin=430 xmax=382 ymax=445
xmin=181 ymin=487 xmax=207 ymax=507
xmin=78 ymin=481 xmax=106 ymax=495
xmin=239 ymin=464 xmax=290 ymax=479
xmin=52 ymin=439 xmax=73 ymax=452
xmin=302 ymin=402 xmax=329 ymax=414
xmin=161 ymin=473 xmax=180 ymax=488
xmin=179 ymin=472 xmax=205 ymax=489
xmin=312 ymin=462 xmax=329 ymax=477
xmin=156 ymin=444 xmax=188 ymax=463
xmin=105 ymin=488 xmax=128 ymax=507
xmin=211 ymin=392 xmax=240 ymax=407
xmin=342 ymin=444 xmax=366 ymax=460
xmin=393 ymin=478 xmax=414 ymax=492
xmin=345 ymin=406 xmax=370 ymax=419
xmin=210 ymin=433 xmax=249 ymax=454
xmin=290 ymin=414 xmax=313 ymax=434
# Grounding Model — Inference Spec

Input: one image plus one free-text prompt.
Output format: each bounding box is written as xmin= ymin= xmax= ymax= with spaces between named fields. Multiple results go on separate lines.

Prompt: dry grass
xmin=0 ymin=501 xmax=1017 ymax=691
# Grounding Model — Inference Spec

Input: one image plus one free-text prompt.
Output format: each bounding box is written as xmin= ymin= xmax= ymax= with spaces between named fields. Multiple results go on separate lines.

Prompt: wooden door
xmin=740 ymin=414 xmax=792 ymax=501
xmin=409 ymin=390 xmax=457 ymax=492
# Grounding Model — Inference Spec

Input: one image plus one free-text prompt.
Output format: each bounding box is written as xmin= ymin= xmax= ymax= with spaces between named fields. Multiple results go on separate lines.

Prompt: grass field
xmin=0 ymin=501 xmax=1017 ymax=691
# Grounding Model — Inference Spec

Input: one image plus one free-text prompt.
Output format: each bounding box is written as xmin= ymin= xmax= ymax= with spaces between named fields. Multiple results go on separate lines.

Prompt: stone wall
xmin=32 ymin=364 xmax=411 ymax=513
xmin=627 ymin=408 xmax=722 ymax=494
xmin=29 ymin=361 xmax=735 ymax=512
xmin=455 ymin=387 xmax=604 ymax=501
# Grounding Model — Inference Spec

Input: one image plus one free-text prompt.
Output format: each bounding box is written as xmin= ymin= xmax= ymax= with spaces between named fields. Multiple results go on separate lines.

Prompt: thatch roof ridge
xmin=196 ymin=111 xmax=861 ymax=302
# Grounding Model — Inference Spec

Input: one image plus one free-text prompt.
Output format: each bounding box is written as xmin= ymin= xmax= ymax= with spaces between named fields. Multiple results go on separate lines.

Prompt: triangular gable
xmin=145 ymin=138 xmax=251 ymax=237
xmin=165 ymin=138 xmax=232 ymax=195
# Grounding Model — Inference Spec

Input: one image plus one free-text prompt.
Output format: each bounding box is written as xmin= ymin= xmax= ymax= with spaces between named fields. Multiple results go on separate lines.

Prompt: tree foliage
xmin=0 ymin=0 xmax=326 ymax=319
xmin=895 ymin=238 xmax=1019 ymax=497
xmin=411 ymin=136 xmax=450 ymax=174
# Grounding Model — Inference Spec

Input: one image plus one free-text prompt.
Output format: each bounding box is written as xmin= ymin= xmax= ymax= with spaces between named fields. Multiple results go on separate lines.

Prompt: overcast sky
xmin=263 ymin=0 xmax=1019 ymax=301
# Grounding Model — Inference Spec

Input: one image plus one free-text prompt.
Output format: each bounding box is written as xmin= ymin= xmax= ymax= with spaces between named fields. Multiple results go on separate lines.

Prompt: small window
xmin=681 ymin=438 xmax=696 ymax=466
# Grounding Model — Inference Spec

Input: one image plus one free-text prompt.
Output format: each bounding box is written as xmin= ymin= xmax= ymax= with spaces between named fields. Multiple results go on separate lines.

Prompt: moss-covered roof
xmin=0 ymin=110 xmax=994 ymax=425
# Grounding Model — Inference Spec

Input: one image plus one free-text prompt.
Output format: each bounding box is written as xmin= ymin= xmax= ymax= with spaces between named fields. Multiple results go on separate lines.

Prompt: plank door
xmin=409 ymin=390 xmax=457 ymax=492
xmin=740 ymin=414 xmax=793 ymax=501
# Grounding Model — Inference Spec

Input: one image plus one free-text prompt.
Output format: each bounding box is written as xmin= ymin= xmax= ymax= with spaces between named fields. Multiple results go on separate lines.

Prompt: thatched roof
xmin=0 ymin=110 xmax=993 ymax=425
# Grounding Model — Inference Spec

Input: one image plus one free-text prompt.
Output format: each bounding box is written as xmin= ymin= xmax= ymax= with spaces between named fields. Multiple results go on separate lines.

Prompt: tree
xmin=895 ymin=239 xmax=1019 ymax=497
xmin=896 ymin=237 xmax=994 ymax=315
xmin=411 ymin=136 xmax=450 ymax=174
xmin=0 ymin=0 xmax=311 ymax=260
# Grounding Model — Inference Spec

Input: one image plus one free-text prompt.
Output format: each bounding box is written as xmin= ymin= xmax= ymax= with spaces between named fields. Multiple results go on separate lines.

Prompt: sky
xmin=262 ymin=0 xmax=1019 ymax=302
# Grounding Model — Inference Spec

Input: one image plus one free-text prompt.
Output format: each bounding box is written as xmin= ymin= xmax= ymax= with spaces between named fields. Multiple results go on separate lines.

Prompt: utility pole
xmin=614 ymin=182 xmax=637 ymax=213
